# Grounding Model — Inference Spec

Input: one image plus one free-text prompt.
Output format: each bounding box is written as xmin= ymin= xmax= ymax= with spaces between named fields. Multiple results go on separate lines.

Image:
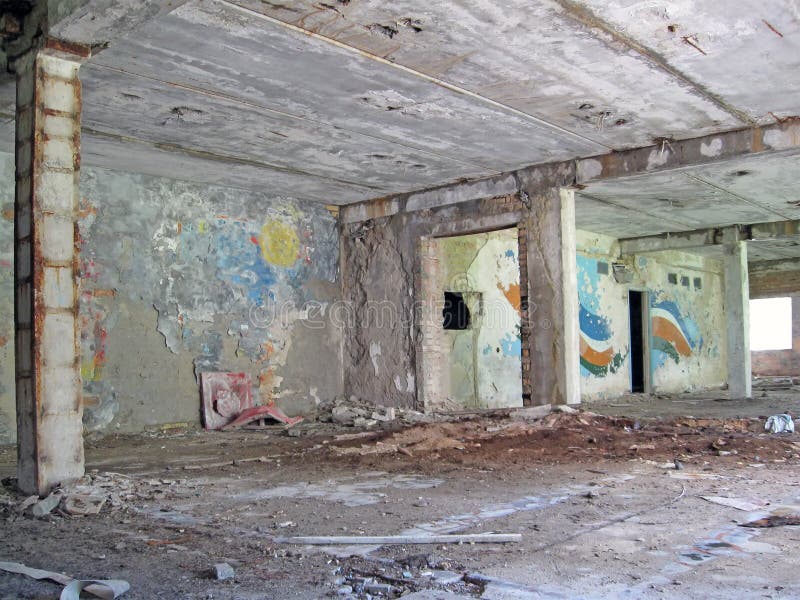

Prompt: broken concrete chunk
xmin=371 ymin=407 xmax=396 ymax=422
xmin=63 ymin=494 xmax=107 ymax=516
xmin=332 ymin=405 xmax=358 ymax=425
xmin=31 ymin=491 xmax=62 ymax=517
xmin=212 ymin=563 xmax=235 ymax=581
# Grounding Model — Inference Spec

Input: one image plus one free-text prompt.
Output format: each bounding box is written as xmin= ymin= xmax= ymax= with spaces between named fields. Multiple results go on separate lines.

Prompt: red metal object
xmin=200 ymin=372 xmax=254 ymax=430
xmin=221 ymin=403 xmax=304 ymax=430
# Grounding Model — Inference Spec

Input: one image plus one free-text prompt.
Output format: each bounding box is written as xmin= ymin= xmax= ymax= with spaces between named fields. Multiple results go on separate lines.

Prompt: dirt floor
xmin=1 ymin=388 xmax=800 ymax=599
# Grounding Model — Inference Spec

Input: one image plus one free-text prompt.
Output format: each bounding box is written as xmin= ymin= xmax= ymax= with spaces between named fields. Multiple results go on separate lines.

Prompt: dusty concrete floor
xmin=1 ymin=390 xmax=799 ymax=599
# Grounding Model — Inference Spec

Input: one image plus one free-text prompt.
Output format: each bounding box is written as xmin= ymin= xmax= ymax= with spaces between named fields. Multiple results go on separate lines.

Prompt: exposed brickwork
xmin=750 ymin=269 xmax=800 ymax=298
xmin=14 ymin=50 xmax=84 ymax=494
xmin=517 ymin=222 xmax=531 ymax=406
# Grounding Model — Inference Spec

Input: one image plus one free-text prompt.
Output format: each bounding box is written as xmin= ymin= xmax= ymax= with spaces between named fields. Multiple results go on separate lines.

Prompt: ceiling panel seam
xmin=578 ymin=191 xmax=695 ymax=230
xmin=552 ymin=0 xmax=755 ymax=126
xmin=86 ymin=61 xmax=504 ymax=174
xmin=82 ymin=126 xmax=389 ymax=191
xmin=216 ymin=0 xmax=614 ymax=152
xmin=682 ymin=172 xmax=793 ymax=221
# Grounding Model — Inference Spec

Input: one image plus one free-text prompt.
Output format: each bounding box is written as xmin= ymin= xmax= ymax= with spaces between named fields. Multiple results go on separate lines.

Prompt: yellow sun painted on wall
xmin=258 ymin=220 xmax=300 ymax=267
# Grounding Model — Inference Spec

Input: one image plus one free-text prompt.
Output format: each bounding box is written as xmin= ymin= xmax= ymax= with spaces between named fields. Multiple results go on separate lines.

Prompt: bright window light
xmin=750 ymin=297 xmax=792 ymax=351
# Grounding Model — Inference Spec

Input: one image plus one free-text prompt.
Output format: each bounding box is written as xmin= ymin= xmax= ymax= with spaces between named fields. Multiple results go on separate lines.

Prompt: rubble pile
xmin=329 ymin=405 xmax=600 ymax=457
xmin=1 ymin=471 xmax=198 ymax=519
xmin=316 ymin=395 xmax=432 ymax=428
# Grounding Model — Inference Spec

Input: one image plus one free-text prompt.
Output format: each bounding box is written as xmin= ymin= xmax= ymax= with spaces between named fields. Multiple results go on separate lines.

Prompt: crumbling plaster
xmin=342 ymin=164 xmax=576 ymax=409
xmin=0 ymin=152 xmax=342 ymax=439
xmin=432 ymin=229 xmax=523 ymax=410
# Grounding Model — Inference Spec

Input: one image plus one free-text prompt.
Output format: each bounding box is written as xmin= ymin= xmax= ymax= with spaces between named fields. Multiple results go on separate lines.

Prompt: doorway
xmin=628 ymin=290 xmax=648 ymax=393
xmin=419 ymin=227 xmax=523 ymax=410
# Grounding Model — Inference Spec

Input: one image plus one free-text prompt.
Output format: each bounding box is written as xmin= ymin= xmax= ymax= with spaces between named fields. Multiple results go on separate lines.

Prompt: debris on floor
xmin=200 ymin=371 xmax=254 ymax=430
xmin=317 ymin=395 xmax=430 ymax=427
xmin=221 ymin=402 xmax=303 ymax=430
xmin=741 ymin=514 xmax=800 ymax=528
xmin=765 ymin=413 xmax=795 ymax=434
xmin=2 ymin=471 xmax=198 ymax=520
xmin=276 ymin=533 xmax=522 ymax=545
xmin=0 ymin=561 xmax=130 ymax=599
xmin=212 ymin=562 xmax=235 ymax=581
xmin=699 ymin=496 xmax=770 ymax=512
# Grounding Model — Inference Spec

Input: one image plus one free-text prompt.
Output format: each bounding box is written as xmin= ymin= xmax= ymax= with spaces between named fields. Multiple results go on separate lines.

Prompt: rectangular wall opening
xmin=629 ymin=290 xmax=647 ymax=393
xmin=420 ymin=227 xmax=523 ymax=410
xmin=750 ymin=297 xmax=792 ymax=351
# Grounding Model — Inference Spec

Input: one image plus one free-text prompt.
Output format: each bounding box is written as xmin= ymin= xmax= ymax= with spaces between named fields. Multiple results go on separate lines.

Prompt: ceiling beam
xmin=619 ymin=220 xmax=800 ymax=256
xmin=343 ymin=119 xmax=800 ymax=223
xmin=619 ymin=227 xmax=735 ymax=255
xmin=576 ymin=119 xmax=800 ymax=184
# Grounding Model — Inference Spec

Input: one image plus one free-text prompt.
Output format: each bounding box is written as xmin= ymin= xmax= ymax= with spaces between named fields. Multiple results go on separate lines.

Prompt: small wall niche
xmin=443 ymin=291 xmax=471 ymax=330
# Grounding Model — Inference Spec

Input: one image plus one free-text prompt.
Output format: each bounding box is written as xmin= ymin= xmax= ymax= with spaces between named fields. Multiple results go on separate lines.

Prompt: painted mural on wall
xmin=650 ymin=297 xmax=702 ymax=366
xmin=76 ymin=168 xmax=339 ymax=431
xmin=435 ymin=229 xmax=522 ymax=409
xmin=577 ymin=254 xmax=626 ymax=378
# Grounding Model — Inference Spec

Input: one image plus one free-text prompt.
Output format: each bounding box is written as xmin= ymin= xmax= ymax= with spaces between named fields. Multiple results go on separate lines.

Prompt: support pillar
xmin=523 ymin=186 xmax=580 ymax=406
xmin=723 ymin=235 xmax=752 ymax=398
xmin=15 ymin=43 xmax=87 ymax=495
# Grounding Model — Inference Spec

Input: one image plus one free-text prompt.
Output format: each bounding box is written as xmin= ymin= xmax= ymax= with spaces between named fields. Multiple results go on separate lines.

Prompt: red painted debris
xmin=221 ymin=403 xmax=304 ymax=430
xmin=200 ymin=372 xmax=254 ymax=430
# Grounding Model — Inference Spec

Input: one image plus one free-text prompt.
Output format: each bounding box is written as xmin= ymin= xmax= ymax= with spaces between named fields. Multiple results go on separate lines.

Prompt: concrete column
xmin=723 ymin=237 xmax=752 ymax=398
xmin=523 ymin=186 xmax=581 ymax=406
xmin=15 ymin=44 xmax=87 ymax=495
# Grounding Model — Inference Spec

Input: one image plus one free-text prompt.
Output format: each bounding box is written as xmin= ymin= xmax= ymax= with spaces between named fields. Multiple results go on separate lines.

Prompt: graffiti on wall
xmin=577 ymin=255 xmax=626 ymax=378
xmin=651 ymin=297 xmax=702 ymax=365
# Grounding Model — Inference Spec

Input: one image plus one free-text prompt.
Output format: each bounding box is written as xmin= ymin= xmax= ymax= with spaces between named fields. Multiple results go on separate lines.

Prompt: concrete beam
xmin=575 ymin=119 xmax=800 ymax=184
xmin=619 ymin=227 xmax=733 ymax=255
xmin=619 ymin=220 xmax=800 ymax=256
xmin=342 ymin=120 xmax=800 ymax=224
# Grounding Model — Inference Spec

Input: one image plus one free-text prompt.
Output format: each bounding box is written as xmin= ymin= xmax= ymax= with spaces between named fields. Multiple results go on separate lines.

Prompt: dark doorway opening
xmin=629 ymin=290 xmax=646 ymax=393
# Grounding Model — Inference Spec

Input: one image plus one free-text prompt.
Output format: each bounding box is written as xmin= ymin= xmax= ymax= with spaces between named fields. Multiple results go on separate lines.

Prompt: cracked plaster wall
xmin=577 ymin=229 xmax=727 ymax=400
xmin=341 ymin=193 xmax=529 ymax=409
xmin=0 ymin=152 xmax=342 ymax=439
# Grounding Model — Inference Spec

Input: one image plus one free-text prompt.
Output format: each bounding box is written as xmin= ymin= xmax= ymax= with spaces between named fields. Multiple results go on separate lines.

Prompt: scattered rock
xmin=212 ymin=562 xmax=235 ymax=581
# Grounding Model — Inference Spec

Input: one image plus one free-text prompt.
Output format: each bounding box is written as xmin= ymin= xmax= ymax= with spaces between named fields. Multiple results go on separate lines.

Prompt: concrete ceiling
xmin=27 ymin=0 xmax=798 ymax=205
xmin=576 ymin=151 xmax=800 ymax=263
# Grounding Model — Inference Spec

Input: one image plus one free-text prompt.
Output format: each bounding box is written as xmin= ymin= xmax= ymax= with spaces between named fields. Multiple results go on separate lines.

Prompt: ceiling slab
xmin=578 ymin=0 xmax=800 ymax=122
xmin=230 ymin=0 xmax=742 ymax=147
xmin=77 ymin=0 xmax=607 ymax=202
xmin=577 ymin=152 xmax=800 ymax=264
